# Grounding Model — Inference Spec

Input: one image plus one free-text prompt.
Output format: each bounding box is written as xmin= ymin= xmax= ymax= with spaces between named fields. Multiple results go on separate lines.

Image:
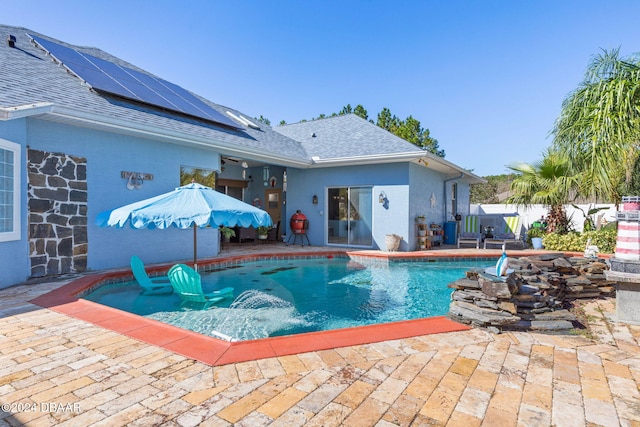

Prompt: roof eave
xmin=1 ymin=102 xmax=311 ymax=168
xmin=0 ymin=102 xmax=55 ymax=120
xmin=1 ymin=103 xmax=486 ymax=183
xmin=310 ymin=151 xmax=426 ymax=167
xmin=311 ymin=151 xmax=486 ymax=184
xmin=416 ymin=153 xmax=487 ymax=184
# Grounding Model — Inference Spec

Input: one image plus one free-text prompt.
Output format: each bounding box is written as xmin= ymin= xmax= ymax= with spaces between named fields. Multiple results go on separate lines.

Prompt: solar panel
xmin=28 ymin=34 xmax=241 ymax=129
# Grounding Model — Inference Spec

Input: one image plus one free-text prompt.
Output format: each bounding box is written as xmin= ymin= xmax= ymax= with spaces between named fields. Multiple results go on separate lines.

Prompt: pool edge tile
xmin=162 ymin=334 xmax=229 ymax=365
xmin=215 ymin=340 xmax=278 ymax=365
xmin=29 ymin=251 xmax=479 ymax=366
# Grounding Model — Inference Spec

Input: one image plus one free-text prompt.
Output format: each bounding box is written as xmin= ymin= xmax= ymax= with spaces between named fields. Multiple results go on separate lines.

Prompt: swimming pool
xmin=83 ymin=257 xmax=491 ymax=341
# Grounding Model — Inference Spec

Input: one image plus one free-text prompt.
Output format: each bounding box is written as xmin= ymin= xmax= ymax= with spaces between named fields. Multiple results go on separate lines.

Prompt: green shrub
xmin=542 ymin=227 xmax=617 ymax=253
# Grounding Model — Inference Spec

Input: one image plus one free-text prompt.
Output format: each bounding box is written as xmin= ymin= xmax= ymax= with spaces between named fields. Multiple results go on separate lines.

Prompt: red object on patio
xmin=290 ymin=210 xmax=308 ymax=234
xmin=288 ymin=210 xmax=310 ymax=245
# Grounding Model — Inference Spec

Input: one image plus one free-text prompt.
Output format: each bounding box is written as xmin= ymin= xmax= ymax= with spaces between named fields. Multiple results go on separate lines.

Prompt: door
xmin=327 ymin=187 xmax=372 ymax=247
xmin=264 ymin=189 xmax=282 ymax=225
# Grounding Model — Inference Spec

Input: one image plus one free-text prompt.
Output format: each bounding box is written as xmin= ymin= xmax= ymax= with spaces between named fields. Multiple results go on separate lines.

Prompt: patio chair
xmin=484 ymin=215 xmax=524 ymax=249
xmin=457 ymin=215 xmax=481 ymax=249
xmin=168 ymin=263 xmax=234 ymax=309
xmin=130 ymin=255 xmax=173 ymax=295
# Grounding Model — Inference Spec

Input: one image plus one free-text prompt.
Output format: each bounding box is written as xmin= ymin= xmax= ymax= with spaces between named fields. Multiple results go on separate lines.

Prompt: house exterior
xmin=0 ymin=25 xmax=483 ymax=289
xmin=274 ymin=115 xmax=483 ymax=250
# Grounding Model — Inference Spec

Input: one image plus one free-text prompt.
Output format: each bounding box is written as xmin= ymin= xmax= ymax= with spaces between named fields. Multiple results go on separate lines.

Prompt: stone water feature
xmin=447 ymin=254 xmax=614 ymax=331
xmin=605 ymin=196 xmax=640 ymax=325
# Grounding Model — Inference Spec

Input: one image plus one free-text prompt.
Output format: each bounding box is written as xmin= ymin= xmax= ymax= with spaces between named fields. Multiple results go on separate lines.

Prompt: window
xmin=215 ymin=178 xmax=248 ymax=201
xmin=0 ymin=139 xmax=20 ymax=242
xmin=180 ymin=166 xmax=216 ymax=187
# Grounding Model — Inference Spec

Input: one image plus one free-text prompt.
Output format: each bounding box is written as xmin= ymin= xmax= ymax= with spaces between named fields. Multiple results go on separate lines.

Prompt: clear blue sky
xmin=5 ymin=1 xmax=640 ymax=176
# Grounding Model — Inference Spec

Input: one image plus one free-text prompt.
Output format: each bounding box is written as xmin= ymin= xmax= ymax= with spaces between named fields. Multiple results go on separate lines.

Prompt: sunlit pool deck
xmin=2 ymin=244 xmax=640 ymax=425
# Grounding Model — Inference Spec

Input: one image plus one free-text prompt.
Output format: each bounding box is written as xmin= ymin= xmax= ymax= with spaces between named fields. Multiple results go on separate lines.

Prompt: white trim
xmin=311 ymin=151 xmax=424 ymax=166
xmin=0 ymin=102 xmax=55 ymax=120
xmin=0 ymin=138 xmax=21 ymax=242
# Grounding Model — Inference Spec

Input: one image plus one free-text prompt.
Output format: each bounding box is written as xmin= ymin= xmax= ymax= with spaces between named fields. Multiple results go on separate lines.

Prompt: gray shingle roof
xmin=0 ymin=25 xmax=309 ymax=165
xmin=273 ymin=114 xmax=425 ymax=160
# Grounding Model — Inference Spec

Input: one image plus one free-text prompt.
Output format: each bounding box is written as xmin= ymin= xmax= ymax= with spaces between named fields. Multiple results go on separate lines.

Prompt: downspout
xmin=443 ymin=173 xmax=464 ymax=224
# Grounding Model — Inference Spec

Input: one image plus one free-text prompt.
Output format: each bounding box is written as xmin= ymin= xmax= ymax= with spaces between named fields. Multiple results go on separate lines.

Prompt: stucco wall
xmin=285 ymin=163 xmax=410 ymax=250
xmin=407 ymin=163 xmax=473 ymax=249
xmin=0 ymin=118 xmax=29 ymax=288
xmin=23 ymin=119 xmax=220 ymax=277
xmin=408 ymin=163 xmax=445 ymax=221
xmin=285 ymin=162 xmax=473 ymax=252
xmin=408 ymin=163 xmax=448 ymax=249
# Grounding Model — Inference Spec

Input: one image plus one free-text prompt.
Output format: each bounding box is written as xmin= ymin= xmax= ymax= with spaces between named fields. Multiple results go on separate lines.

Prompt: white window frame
xmin=0 ymin=138 xmax=20 ymax=242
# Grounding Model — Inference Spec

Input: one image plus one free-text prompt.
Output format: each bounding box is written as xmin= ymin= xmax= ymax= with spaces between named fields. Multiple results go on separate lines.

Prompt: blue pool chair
xmin=168 ymin=263 xmax=234 ymax=309
xmin=130 ymin=255 xmax=173 ymax=295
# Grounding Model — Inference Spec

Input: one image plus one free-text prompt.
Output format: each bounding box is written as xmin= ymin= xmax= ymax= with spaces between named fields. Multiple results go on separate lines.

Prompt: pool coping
xmin=29 ymin=249 xmax=553 ymax=366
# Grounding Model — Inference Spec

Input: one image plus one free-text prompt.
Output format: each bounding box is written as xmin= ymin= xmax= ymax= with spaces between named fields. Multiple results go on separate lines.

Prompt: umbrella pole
xmin=193 ymin=223 xmax=197 ymax=271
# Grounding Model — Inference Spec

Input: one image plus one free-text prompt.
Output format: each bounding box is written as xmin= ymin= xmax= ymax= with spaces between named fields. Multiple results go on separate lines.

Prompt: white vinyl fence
xmin=470 ymin=203 xmax=617 ymax=233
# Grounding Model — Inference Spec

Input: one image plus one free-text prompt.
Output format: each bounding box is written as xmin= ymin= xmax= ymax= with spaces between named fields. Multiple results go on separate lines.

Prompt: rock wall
xmin=28 ymin=148 xmax=87 ymax=277
xmin=448 ymin=253 xmax=614 ymax=331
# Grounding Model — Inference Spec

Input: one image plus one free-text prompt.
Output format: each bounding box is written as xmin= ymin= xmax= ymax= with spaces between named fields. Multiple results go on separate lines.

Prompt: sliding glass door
xmin=327 ymin=187 xmax=372 ymax=247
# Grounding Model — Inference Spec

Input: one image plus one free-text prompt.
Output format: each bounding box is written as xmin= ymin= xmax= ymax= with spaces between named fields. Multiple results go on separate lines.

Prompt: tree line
xmin=258 ymin=104 xmax=445 ymax=157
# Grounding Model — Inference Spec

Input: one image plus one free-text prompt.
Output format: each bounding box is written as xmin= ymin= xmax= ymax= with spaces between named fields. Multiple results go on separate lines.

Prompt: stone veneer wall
xmin=28 ymin=148 xmax=87 ymax=277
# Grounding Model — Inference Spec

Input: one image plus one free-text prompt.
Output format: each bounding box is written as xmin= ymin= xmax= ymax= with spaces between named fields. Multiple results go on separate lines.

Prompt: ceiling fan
xmin=220 ymin=156 xmax=238 ymax=165
xmin=221 ymin=156 xmax=249 ymax=168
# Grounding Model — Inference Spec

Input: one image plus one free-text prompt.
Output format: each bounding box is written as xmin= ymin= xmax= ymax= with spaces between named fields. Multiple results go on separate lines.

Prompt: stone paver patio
xmin=1 ymin=247 xmax=639 ymax=426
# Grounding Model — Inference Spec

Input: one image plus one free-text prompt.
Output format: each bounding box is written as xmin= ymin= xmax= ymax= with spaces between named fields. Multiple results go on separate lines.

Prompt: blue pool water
xmin=83 ymin=258 xmax=491 ymax=341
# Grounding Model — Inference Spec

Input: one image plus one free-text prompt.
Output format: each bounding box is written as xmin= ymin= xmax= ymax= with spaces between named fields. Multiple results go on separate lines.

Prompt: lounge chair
xmin=130 ymin=255 xmax=173 ymax=295
xmin=168 ymin=263 xmax=234 ymax=309
xmin=484 ymin=215 xmax=524 ymax=249
xmin=457 ymin=215 xmax=481 ymax=249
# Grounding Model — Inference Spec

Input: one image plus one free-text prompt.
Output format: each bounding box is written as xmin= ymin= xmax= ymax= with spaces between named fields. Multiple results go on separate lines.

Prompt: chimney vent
xmin=7 ymin=35 xmax=16 ymax=48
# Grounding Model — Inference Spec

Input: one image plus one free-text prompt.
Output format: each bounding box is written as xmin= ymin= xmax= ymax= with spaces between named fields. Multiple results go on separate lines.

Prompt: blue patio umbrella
xmin=96 ymin=183 xmax=273 ymax=269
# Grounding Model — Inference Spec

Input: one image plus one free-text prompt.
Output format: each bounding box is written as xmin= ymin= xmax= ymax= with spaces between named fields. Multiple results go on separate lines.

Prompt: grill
xmin=287 ymin=210 xmax=310 ymax=246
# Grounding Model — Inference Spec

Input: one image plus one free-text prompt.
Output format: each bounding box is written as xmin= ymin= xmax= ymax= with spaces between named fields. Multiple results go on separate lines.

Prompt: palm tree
xmin=553 ymin=48 xmax=640 ymax=203
xmin=507 ymin=149 xmax=579 ymax=233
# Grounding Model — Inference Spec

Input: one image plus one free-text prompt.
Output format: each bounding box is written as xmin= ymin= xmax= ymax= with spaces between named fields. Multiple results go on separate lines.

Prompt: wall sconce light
xmin=263 ymin=166 xmax=269 ymax=187
xmin=312 ymin=194 xmax=318 ymax=205
xmin=379 ymin=191 xmax=389 ymax=210
xmin=126 ymin=173 xmax=144 ymax=190
xmin=121 ymin=171 xmax=153 ymax=190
